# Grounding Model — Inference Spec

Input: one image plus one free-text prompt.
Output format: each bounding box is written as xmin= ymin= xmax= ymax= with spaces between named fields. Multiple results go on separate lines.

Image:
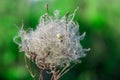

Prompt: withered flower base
xmin=14 ymin=8 xmax=90 ymax=80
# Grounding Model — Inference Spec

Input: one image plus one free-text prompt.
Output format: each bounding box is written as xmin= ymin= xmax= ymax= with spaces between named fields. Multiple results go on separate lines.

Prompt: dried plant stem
xmin=46 ymin=4 xmax=49 ymax=14
xmin=57 ymin=66 xmax=68 ymax=78
xmin=39 ymin=70 xmax=43 ymax=80
xmin=53 ymin=71 xmax=58 ymax=80
xmin=58 ymin=64 xmax=76 ymax=78
xmin=24 ymin=55 xmax=36 ymax=80
xmin=57 ymin=63 xmax=70 ymax=78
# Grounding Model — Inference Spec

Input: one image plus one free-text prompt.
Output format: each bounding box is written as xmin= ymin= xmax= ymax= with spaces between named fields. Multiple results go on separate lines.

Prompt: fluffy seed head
xmin=14 ymin=10 xmax=90 ymax=72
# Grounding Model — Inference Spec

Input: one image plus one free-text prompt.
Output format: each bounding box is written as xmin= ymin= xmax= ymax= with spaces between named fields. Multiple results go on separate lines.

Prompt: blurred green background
xmin=0 ymin=0 xmax=120 ymax=80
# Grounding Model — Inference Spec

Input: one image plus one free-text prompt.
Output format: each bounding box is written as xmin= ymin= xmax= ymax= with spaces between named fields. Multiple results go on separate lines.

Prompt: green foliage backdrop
xmin=0 ymin=0 xmax=120 ymax=80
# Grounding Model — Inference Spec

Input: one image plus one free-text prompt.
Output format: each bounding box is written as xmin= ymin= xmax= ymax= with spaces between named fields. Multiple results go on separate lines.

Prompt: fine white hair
xmin=14 ymin=9 xmax=90 ymax=72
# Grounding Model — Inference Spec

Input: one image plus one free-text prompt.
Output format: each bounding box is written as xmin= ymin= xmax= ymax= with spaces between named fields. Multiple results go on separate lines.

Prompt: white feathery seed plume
xmin=14 ymin=7 xmax=90 ymax=80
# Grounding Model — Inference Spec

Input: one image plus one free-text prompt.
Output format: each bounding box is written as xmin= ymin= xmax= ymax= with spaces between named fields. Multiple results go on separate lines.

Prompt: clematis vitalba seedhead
xmin=14 ymin=7 xmax=90 ymax=80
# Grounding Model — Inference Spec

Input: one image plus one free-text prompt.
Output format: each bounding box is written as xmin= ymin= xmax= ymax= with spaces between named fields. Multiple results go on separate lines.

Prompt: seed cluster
xmin=14 ymin=10 xmax=90 ymax=80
